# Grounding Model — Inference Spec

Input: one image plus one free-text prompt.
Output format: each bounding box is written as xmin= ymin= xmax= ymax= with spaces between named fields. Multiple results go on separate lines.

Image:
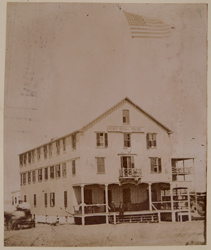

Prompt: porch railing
xmin=152 ymin=201 xmax=189 ymax=210
xmin=119 ymin=168 xmax=142 ymax=178
xmin=172 ymin=166 xmax=194 ymax=175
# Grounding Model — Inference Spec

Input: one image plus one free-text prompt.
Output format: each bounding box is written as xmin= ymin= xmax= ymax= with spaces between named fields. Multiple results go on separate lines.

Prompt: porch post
xmin=81 ymin=184 xmax=85 ymax=225
xmin=170 ymin=183 xmax=175 ymax=222
xmin=187 ymin=188 xmax=192 ymax=221
xmin=105 ymin=184 xmax=109 ymax=224
xmin=148 ymin=183 xmax=152 ymax=211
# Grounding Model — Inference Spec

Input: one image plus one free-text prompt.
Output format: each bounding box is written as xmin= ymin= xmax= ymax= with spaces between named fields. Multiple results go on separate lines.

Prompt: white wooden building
xmin=19 ymin=97 xmax=195 ymax=225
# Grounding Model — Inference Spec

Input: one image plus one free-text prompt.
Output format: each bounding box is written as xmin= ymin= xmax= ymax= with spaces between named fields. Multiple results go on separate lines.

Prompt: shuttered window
xmin=123 ymin=110 xmax=130 ymax=124
xmin=96 ymin=157 xmax=105 ymax=173
xmin=96 ymin=132 xmax=108 ymax=147
xmin=50 ymin=193 xmax=55 ymax=207
xmin=123 ymin=133 xmax=131 ymax=147
xmin=150 ymin=158 xmax=162 ymax=173
xmin=147 ymin=133 xmax=157 ymax=148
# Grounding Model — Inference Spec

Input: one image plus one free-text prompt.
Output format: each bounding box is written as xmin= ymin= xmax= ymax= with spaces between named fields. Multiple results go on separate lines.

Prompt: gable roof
xmin=80 ymin=97 xmax=173 ymax=134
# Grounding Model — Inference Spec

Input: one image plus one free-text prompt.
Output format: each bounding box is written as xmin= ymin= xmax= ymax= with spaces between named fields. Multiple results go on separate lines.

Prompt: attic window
xmin=123 ymin=110 xmax=130 ymax=124
xmin=147 ymin=133 xmax=157 ymax=148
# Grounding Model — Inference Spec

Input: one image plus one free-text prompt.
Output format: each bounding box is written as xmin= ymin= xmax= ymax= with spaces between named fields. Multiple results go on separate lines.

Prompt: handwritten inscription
xmin=107 ymin=126 xmax=144 ymax=133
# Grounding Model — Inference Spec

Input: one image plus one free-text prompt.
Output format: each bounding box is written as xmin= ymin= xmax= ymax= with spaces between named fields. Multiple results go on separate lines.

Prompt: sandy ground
xmin=4 ymin=221 xmax=205 ymax=247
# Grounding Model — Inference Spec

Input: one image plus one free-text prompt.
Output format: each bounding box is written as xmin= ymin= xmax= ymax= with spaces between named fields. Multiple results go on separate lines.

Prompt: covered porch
xmin=72 ymin=182 xmax=191 ymax=225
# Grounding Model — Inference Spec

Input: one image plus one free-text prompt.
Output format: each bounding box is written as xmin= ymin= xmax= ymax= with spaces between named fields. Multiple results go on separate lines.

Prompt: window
xmin=72 ymin=160 xmax=76 ymax=175
xmin=32 ymin=150 xmax=35 ymax=162
xmin=121 ymin=156 xmax=135 ymax=169
xmin=45 ymin=193 xmax=47 ymax=207
xmin=62 ymin=163 xmax=66 ymax=177
xmin=38 ymin=169 xmax=42 ymax=181
xmin=63 ymin=138 xmax=66 ymax=151
xmin=150 ymin=158 xmax=162 ymax=173
xmin=50 ymin=166 xmax=54 ymax=179
xmin=28 ymin=172 xmax=31 ymax=184
xmin=37 ymin=148 xmax=41 ymax=160
xmin=34 ymin=194 xmax=36 ymax=207
xmin=64 ymin=191 xmax=67 ymax=208
xmin=50 ymin=192 xmax=55 ymax=207
xmin=96 ymin=133 xmax=108 ymax=147
xmin=124 ymin=133 xmax=131 ymax=147
xmin=28 ymin=152 xmax=31 ymax=164
xmin=56 ymin=140 xmax=60 ymax=154
xmin=19 ymin=155 xmax=23 ymax=166
xmin=147 ymin=133 xmax=157 ymax=148
xmin=72 ymin=134 xmax=76 ymax=149
xmin=44 ymin=167 xmax=48 ymax=180
xmin=32 ymin=171 xmax=36 ymax=182
xmin=49 ymin=143 xmax=53 ymax=156
xmin=96 ymin=157 xmax=105 ymax=173
xmin=44 ymin=145 xmax=48 ymax=159
xmin=123 ymin=109 xmax=130 ymax=124
xmin=24 ymin=195 xmax=27 ymax=202
xmin=20 ymin=174 xmax=23 ymax=186
xmin=23 ymin=154 xmax=27 ymax=165
xmin=56 ymin=164 xmax=61 ymax=178
xmin=23 ymin=173 xmax=26 ymax=185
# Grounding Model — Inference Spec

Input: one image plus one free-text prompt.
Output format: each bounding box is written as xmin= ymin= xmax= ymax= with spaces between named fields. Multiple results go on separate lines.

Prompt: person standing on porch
xmin=109 ymin=201 xmax=116 ymax=212
xmin=119 ymin=201 xmax=125 ymax=222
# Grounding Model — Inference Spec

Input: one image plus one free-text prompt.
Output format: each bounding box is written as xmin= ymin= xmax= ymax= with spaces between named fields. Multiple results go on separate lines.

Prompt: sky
xmin=3 ymin=2 xmax=207 ymax=201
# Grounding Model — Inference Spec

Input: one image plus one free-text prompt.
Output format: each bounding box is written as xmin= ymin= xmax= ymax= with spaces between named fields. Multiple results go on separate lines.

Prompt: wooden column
xmin=105 ymin=184 xmax=109 ymax=224
xmin=81 ymin=184 xmax=85 ymax=225
xmin=148 ymin=183 xmax=152 ymax=211
xmin=170 ymin=183 xmax=175 ymax=222
xmin=187 ymin=188 xmax=192 ymax=221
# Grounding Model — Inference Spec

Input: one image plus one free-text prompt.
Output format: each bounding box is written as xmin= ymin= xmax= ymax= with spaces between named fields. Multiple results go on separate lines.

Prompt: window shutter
xmin=96 ymin=133 xmax=100 ymax=146
xmin=121 ymin=157 xmax=123 ymax=168
xmin=150 ymin=158 xmax=154 ymax=172
xmin=105 ymin=133 xmax=108 ymax=147
xmin=131 ymin=156 xmax=135 ymax=168
xmin=158 ymin=158 xmax=162 ymax=172
xmin=147 ymin=134 xmax=150 ymax=148
xmin=124 ymin=134 xmax=127 ymax=147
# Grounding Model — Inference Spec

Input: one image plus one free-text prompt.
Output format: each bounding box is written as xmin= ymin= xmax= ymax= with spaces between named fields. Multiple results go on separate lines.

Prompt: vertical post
xmin=81 ymin=184 xmax=85 ymax=225
xmin=105 ymin=184 xmax=109 ymax=224
xmin=148 ymin=183 xmax=152 ymax=211
xmin=170 ymin=183 xmax=175 ymax=222
xmin=187 ymin=188 xmax=191 ymax=221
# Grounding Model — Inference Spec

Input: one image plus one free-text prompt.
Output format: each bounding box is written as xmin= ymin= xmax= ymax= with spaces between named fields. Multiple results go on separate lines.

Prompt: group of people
xmin=109 ymin=201 xmax=125 ymax=222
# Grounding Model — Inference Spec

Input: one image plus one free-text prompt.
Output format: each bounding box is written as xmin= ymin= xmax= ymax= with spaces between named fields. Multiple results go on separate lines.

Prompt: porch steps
xmin=109 ymin=213 xmax=159 ymax=224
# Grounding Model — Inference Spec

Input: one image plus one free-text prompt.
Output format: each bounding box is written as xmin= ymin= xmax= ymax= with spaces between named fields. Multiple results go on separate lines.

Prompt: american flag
xmin=124 ymin=11 xmax=171 ymax=38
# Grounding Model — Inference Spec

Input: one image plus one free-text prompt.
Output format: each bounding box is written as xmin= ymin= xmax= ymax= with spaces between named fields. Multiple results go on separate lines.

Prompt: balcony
xmin=119 ymin=168 xmax=142 ymax=185
xmin=172 ymin=166 xmax=194 ymax=175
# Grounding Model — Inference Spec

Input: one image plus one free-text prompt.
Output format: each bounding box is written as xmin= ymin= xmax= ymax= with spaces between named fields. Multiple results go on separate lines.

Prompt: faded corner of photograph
xmin=4 ymin=2 xmax=207 ymax=247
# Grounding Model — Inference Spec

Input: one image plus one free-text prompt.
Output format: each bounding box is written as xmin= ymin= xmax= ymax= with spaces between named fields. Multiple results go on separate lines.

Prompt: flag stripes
xmin=124 ymin=11 xmax=171 ymax=38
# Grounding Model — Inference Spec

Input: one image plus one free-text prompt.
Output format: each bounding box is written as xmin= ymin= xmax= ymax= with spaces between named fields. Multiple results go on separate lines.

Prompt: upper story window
xmin=150 ymin=157 xmax=162 ymax=173
xmin=23 ymin=173 xmax=26 ymax=185
xmin=147 ymin=133 xmax=157 ymax=148
xmin=56 ymin=140 xmax=60 ymax=155
xmin=72 ymin=160 xmax=76 ymax=175
xmin=32 ymin=150 xmax=35 ymax=162
xmin=28 ymin=152 xmax=31 ymax=164
xmin=63 ymin=138 xmax=66 ymax=151
xmin=56 ymin=164 xmax=61 ymax=178
xmin=72 ymin=134 xmax=76 ymax=149
xmin=96 ymin=132 xmax=108 ymax=148
xmin=123 ymin=109 xmax=130 ymax=124
xmin=49 ymin=143 xmax=53 ymax=156
xmin=121 ymin=156 xmax=134 ymax=169
xmin=50 ymin=166 xmax=54 ymax=179
xmin=44 ymin=145 xmax=48 ymax=159
xmin=123 ymin=133 xmax=131 ymax=148
xmin=32 ymin=171 xmax=36 ymax=182
xmin=96 ymin=157 xmax=105 ymax=174
xmin=28 ymin=172 xmax=31 ymax=184
xmin=23 ymin=154 xmax=27 ymax=165
xmin=64 ymin=191 xmax=67 ymax=208
xmin=62 ymin=163 xmax=66 ymax=177
xmin=45 ymin=193 xmax=48 ymax=207
xmin=37 ymin=148 xmax=41 ymax=160
xmin=38 ymin=169 xmax=42 ymax=182
xmin=44 ymin=167 xmax=48 ymax=180
xmin=19 ymin=155 xmax=23 ymax=166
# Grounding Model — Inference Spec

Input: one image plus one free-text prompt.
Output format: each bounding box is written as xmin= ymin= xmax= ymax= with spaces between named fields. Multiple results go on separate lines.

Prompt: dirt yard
xmin=4 ymin=221 xmax=205 ymax=247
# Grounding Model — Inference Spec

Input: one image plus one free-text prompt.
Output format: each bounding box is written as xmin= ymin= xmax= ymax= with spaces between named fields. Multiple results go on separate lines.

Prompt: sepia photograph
xmin=3 ymin=1 xmax=207 ymax=247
